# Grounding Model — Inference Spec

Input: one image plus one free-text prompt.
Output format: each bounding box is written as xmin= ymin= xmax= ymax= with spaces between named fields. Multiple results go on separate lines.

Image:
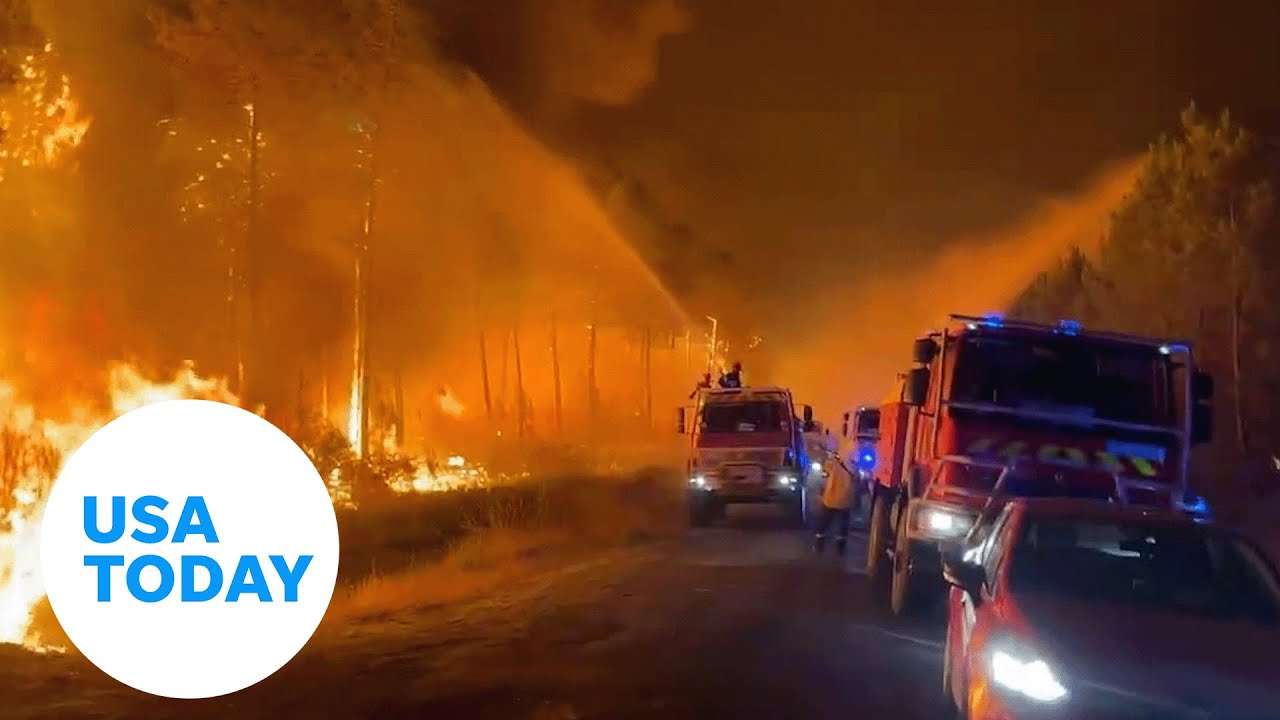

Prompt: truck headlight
xmin=689 ymin=475 xmax=708 ymax=489
xmin=917 ymin=505 xmax=973 ymax=537
xmin=990 ymin=648 xmax=1068 ymax=702
xmin=810 ymin=460 xmax=823 ymax=474
xmin=777 ymin=475 xmax=798 ymax=488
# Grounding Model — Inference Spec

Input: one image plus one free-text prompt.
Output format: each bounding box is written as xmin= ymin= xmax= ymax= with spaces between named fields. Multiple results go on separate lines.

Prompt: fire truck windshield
xmin=950 ymin=334 xmax=1175 ymax=428
xmin=700 ymin=401 xmax=790 ymax=434
xmin=855 ymin=409 xmax=880 ymax=435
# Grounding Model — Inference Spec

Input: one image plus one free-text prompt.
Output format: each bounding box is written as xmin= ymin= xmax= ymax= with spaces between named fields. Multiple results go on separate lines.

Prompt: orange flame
xmin=0 ymin=362 xmax=240 ymax=649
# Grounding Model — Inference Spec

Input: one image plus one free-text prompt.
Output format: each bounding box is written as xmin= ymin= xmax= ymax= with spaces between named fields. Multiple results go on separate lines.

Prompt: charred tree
xmin=478 ymin=328 xmax=493 ymax=420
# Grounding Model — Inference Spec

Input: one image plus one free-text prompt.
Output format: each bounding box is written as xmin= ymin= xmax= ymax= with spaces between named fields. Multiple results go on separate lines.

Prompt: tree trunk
xmin=1229 ymin=208 xmax=1248 ymax=455
xmin=587 ymin=320 xmax=598 ymax=434
xmin=296 ymin=369 xmax=306 ymax=430
xmin=478 ymin=328 xmax=492 ymax=420
xmin=498 ymin=325 xmax=510 ymax=424
xmin=550 ymin=313 xmax=563 ymax=433
xmin=513 ymin=326 xmax=526 ymax=438
xmin=1232 ymin=252 xmax=1248 ymax=454
xmin=643 ymin=327 xmax=653 ymax=430
xmin=349 ymin=129 xmax=376 ymax=460
xmin=394 ymin=370 xmax=405 ymax=449
xmin=320 ymin=346 xmax=329 ymax=424
xmin=243 ymin=98 xmax=260 ymax=404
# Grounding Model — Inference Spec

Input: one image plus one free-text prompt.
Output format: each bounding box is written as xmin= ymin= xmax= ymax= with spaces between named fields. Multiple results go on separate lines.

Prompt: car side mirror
xmin=841 ymin=412 xmax=850 ymax=438
xmin=675 ymin=407 xmax=687 ymax=435
xmin=802 ymin=405 xmax=815 ymax=432
xmin=942 ymin=556 xmax=985 ymax=606
xmin=905 ymin=367 xmax=930 ymax=407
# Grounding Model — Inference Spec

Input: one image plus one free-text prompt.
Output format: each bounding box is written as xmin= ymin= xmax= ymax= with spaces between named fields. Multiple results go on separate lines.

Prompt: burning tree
xmin=148 ymin=0 xmax=333 ymax=406
xmin=0 ymin=39 xmax=90 ymax=182
xmin=158 ymin=107 xmax=273 ymax=396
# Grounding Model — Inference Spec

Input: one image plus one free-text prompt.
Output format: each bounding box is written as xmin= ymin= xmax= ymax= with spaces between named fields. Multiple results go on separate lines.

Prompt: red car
xmin=942 ymin=498 xmax=1280 ymax=719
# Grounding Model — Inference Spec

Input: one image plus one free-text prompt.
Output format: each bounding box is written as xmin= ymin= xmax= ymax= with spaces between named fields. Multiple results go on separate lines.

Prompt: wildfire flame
xmin=0 ymin=41 xmax=92 ymax=181
xmin=389 ymin=454 xmax=491 ymax=494
xmin=0 ymin=362 xmax=241 ymax=649
xmin=437 ymin=386 xmax=465 ymax=418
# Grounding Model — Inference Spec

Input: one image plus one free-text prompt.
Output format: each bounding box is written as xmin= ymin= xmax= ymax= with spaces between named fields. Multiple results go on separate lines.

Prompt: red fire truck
xmin=678 ymin=386 xmax=816 ymax=526
xmin=866 ymin=313 xmax=1215 ymax=617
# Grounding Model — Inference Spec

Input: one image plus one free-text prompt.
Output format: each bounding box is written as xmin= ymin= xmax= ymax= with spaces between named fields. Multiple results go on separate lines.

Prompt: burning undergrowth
xmin=0 ymin=359 xmax=520 ymax=652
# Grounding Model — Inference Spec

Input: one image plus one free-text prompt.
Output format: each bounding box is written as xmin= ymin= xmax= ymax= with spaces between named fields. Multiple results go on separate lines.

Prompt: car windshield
xmin=856 ymin=410 xmax=880 ymax=435
xmin=1007 ymin=517 xmax=1280 ymax=624
xmin=950 ymin=334 xmax=1175 ymax=427
xmin=700 ymin=401 xmax=789 ymax=434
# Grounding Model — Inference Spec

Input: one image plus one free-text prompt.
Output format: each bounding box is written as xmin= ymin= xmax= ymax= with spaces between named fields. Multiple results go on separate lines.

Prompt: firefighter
xmin=814 ymin=448 xmax=855 ymax=556
xmin=718 ymin=361 xmax=743 ymax=388
xmin=688 ymin=372 xmax=712 ymax=399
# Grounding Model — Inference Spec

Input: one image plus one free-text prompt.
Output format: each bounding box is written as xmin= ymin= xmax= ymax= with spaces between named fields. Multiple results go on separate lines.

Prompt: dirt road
xmin=4 ymin=505 xmax=951 ymax=720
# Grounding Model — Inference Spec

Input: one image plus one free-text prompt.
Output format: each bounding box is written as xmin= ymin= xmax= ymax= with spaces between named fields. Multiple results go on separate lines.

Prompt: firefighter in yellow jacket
xmin=815 ymin=442 xmax=856 ymax=556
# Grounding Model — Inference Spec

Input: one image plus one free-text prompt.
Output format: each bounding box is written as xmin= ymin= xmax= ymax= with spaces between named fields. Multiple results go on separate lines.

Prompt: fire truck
xmin=841 ymin=406 xmax=881 ymax=490
xmin=866 ymin=313 xmax=1215 ymax=617
xmin=678 ymin=386 xmax=816 ymax=526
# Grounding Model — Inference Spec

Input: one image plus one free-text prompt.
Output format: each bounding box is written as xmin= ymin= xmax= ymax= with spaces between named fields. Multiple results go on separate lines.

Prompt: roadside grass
xmin=17 ymin=467 xmax=686 ymax=656
xmin=318 ymin=467 xmax=685 ymax=635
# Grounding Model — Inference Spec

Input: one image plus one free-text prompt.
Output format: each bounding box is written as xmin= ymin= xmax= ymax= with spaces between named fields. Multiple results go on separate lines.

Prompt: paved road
xmin=392 ymin=504 xmax=953 ymax=720
xmin=5 ymin=504 xmax=954 ymax=720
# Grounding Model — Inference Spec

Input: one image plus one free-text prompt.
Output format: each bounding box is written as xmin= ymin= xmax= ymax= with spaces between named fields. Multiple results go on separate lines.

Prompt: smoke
xmin=774 ymin=157 xmax=1143 ymax=420
xmin=533 ymin=0 xmax=690 ymax=107
xmin=0 ymin=0 xmax=690 ymax=450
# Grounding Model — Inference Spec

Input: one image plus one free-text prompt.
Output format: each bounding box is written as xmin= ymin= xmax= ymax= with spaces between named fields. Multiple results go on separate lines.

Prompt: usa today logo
xmin=39 ymin=400 xmax=340 ymax=699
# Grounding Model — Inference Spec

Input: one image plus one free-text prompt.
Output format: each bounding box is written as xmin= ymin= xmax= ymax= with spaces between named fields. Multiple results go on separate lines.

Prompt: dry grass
xmin=318 ymin=467 xmax=685 ymax=635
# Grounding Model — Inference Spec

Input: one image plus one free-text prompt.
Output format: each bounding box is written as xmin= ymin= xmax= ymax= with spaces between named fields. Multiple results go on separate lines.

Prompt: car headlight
xmin=689 ymin=475 xmax=707 ymax=489
xmin=917 ymin=505 xmax=973 ymax=537
xmin=810 ymin=460 xmax=823 ymax=473
xmin=990 ymin=648 xmax=1068 ymax=703
xmin=777 ymin=475 xmax=797 ymax=488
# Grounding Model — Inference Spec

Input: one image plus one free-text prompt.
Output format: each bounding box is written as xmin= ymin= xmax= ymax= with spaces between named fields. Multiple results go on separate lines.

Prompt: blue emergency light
xmin=857 ymin=445 xmax=876 ymax=470
xmin=965 ymin=312 xmax=1006 ymax=330
xmin=1058 ymin=319 xmax=1082 ymax=335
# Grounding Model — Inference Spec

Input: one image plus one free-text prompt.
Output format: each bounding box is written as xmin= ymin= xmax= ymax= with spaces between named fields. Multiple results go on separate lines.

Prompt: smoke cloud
xmin=1 ymin=0 xmax=688 ymax=450
xmin=772 ymin=157 xmax=1143 ymax=421
xmin=533 ymin=0 xmax=691 ymax=107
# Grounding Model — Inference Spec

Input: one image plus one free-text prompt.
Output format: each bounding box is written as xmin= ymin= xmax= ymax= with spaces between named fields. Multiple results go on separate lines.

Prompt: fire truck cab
xmin=678 ymin=386 xmax=816 ymax=526
xmin=866 ymin=313 xmax=1215 ymax=617
xmin=841 ymin=406 xmax=881 ymax=483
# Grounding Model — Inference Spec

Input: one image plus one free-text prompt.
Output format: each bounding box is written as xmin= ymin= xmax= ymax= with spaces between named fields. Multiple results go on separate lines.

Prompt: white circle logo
xmin=39 ymin=400 xmax=340 ymax=699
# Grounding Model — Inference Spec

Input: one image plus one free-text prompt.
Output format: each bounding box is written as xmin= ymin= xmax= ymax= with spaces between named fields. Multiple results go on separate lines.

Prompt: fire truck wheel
xmin=865 ymin=492 xmax=891 ymax=582
xmin=689 ymin=497 xmax=716 ymax=527
xmin=889 ymin=501 xmax=919 ymax=617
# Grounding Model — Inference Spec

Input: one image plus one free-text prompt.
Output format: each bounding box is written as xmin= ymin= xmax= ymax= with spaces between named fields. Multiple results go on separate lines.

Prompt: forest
xmin=1012 ymin=105 xmax=1280 ymax=512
